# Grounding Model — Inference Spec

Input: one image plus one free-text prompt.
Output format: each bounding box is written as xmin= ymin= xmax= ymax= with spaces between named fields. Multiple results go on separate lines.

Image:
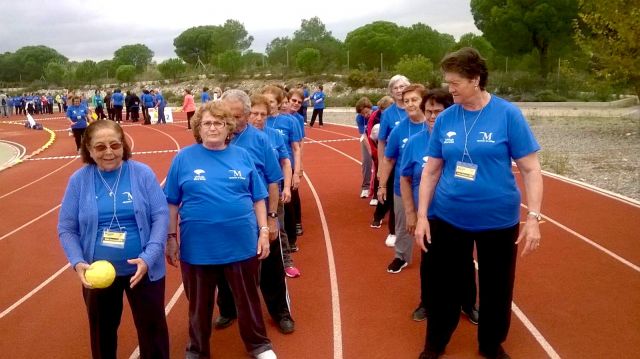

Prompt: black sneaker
xmin=214 ymin=315 xmax=235 ymax=329
xmin=295 ymin=224 xmax=304 ymax=236
xmin=479 ymin=345 xmax=511 ymax=359
xmin=387 ymin=258 xmax=408 ymax=273
xmin=412 ymin=306 xmax=427 ymax=321
xmin=462 ymin=306 xmax=479 ymax=325
xmin=370 ymin=219 xmax=382 ymax=228
xmin=278 ymin=317 xmax=295 ymax=334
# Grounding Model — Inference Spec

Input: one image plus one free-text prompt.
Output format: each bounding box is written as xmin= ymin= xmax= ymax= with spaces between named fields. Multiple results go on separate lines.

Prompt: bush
xmin=325 ymin=92 xmax=386 ymax=107
xmin=534 ymin=90 xmax=566 ymax=102
xmin=115 ymin=65 xmax=136 ymax=83
xmin=394 ymin=55 xmax=434 ymax=86
xmin=158 ymin=58 xmax=187 ymax=80
xmin=347 ymin=70 xmax=381 ymax=89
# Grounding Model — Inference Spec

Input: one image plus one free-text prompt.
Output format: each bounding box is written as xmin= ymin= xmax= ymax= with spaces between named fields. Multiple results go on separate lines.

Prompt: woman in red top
xmin=182 ymin=89 xmax=196 ymax=129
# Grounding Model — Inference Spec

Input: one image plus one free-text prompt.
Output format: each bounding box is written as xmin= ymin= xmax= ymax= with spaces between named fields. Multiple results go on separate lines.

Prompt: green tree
xmin=471 ymin=0 xmax=579 ymax=76
xmin=44 ymin=62 xmax=66 ymax=85
xmin=96 ymin=60 xmax=113 ymax=79
xmin=115 ymin=65 xmax=136 ymax=83
xmin=173 ymin=20 xmax=253 ymax=66
xmin=157 ymin=58 xmax=187 ymax=79
xmin=75 ymin=60 xmax=98 ymax=83
xmin=113 ymin=44 xmax=153 ymax=73
xmin=345 ymin=21 xmax=403 ymax=70
xmin=453 ymin=33 xmax=497 ymax=68
xmin=12 ymin=46 xmax=68 ymax=81
xmin=396 ymin=23 xmax=456 ymax=66
xmin=242 ymin=51 xmax=266 ymax=70
xmin=296 ymin=48 xmax=321 ymax=75
xmin=217 ymin=50 xmax=243 ymax=77
xmin=575 ymin=0 xmax=640 ymax=97
xmin=394 ymin=55 xmax=434 ymax=85
xmin=266 ymin=37 xmax=292 ymax=66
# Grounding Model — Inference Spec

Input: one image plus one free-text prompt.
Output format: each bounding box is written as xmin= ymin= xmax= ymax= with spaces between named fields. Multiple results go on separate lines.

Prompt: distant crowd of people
xmin=0 ymin=92 xmax=64 ymax=117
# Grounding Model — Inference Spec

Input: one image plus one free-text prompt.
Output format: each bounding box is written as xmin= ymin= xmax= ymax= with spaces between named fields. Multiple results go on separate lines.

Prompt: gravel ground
xmin=320 ymin=110 xmax=640 ymax=201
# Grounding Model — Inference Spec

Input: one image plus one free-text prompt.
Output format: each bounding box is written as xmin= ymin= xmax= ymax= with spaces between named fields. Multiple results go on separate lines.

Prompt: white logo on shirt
xmin=477 ymin=132 xmax=495 ymax=143
xmin=394 ymin=121 xmax=400 ymax=126
xmin=193 ymin=169 xmax=206 ymax=181
xmin=122 ymin=192 xmax=133 ymax=204
xmin=444 ymin=131 xmax=457 ymax=144
xmin=276 ymin=129 xmax=285 ymax=136
xmin=228 ymin=169 xmax=246 ymax=180
xmin=422 ymin=156 xmax=429 ymax=168
xmin=401 ymin=137 xmax=408 ymax=149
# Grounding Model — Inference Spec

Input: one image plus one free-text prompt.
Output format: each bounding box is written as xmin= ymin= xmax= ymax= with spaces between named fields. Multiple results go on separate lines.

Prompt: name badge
xmin=454 ymin=161 xmax=478 ymax=181
xmin=101 ymin=229 xmax=126 ymax=248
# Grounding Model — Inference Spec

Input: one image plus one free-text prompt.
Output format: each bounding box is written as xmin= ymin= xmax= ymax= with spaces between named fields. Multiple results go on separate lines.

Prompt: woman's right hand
xmin=281 ymin=187 xmax=292 ymax=203
xmin=74 ymin=262 xmax=93 ymax=288
xmin=165 ymin=236 xmax=180 ymax=267
xmin=414 ymin=216 xmax=431 ymax=252
xmin=377 ymin=186 xmax=387 ymax=204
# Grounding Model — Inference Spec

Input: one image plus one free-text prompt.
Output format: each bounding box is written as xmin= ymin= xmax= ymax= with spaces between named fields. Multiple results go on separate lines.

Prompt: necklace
xmin=96 ymin=164 xmax=123 ymax=197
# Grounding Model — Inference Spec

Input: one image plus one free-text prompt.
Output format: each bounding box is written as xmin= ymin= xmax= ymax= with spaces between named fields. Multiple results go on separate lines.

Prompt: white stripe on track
xmin=0 ymin=205 xmax=60 ymax=242
xmin=0 ymin=263 xmax=70 ymax=319
xmin=302 ymin=172 xmax=343 ymax=359
xmin=304 ymin=137 xmax=362 ymax=165
xmin=0 ymin=159 xmax=77 ymax=199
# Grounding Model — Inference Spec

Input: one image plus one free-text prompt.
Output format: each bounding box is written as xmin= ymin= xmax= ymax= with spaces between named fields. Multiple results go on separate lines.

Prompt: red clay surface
xmin=1 ymin=112 xmax=639 ymax=358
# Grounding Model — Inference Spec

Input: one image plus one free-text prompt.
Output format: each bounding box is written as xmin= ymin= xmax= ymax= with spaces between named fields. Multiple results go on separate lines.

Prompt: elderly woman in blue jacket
xmin=57 ymin=120 xmax=170 ymax=359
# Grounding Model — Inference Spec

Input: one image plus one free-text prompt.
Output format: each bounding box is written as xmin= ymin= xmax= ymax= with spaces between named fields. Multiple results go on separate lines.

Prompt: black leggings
xmin=309 ymin=108 xmax=323 ymax=126
xmin=186 ymin=111 xmax=195 ymax=129
xmin=113 ymin=105 xmax=123 ymax=122
xmin=72 ymin=128 xmax=86 ymax=150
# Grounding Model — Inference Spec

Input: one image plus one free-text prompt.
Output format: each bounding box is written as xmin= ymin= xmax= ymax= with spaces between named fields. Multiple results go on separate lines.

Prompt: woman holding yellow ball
xmin=57 ymin=120 xmax=170 ymax=359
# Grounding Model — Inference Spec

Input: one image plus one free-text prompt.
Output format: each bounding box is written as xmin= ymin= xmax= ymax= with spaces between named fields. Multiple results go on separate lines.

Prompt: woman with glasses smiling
xmin=57 ymin=120 xmax=170 ymax=358
xmin=164 ymin=100 xmax=277 ymax=359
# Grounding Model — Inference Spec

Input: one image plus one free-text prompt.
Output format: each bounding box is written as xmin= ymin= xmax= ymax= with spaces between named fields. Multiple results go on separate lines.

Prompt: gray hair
xmin=388 ymin=74 xmax=410 ymax=92
xmin=221 ymin=89 xmax=251 ymax=114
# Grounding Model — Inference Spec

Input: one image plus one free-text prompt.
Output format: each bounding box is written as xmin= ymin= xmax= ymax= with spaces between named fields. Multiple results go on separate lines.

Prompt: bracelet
xmin=167 ymin=233 xmax=177 ymax=238
xmin=378 ymin=186 xmax=386 ymax=189
xmin=259 ymin=226 xmax=269 ymax=232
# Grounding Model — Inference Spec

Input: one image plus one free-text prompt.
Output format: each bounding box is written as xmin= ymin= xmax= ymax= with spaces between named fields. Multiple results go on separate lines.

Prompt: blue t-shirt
xmin=292 ymin=112 xmax=305 ymax=137
xmin=230 ymin=125 xmax=283 ymax=187
xmin=400 ymin=130 xmax=430 ymax=208
xmin=164 ymin=144 xmax=268 ymax=265
xmin=379 ymin=103 xmax=407 ymax=141
xmin=66 ymin=105 xmax=89 ymax=129
xmin=263 ymin=127 xmax=290 ymax=162
xmin=142 ymin=93 xmax=155 ymax=107
xmin=427 ymin=95 xmax=540 ymax=231
xmin=111 ymin=92 xmax=124 ymax=106
xmin=385 ymin=118 xmax=428 ymax=196
xmin=311 ymin=91 xmax=325 ymax=109
xmin=355 ymin=106 xmax=378 ymax=135
xmin=302 ymin=88 xmax=309 ymax=107
xmin=92 ymin=162 xmax=141 ymax=275
xmin=266 ymin=114 xmax=302 ymax=168
xmin=201 ymin=92 xmax=210 ymax=103
xmin=155 ymin=94 xmax=165 ymax=107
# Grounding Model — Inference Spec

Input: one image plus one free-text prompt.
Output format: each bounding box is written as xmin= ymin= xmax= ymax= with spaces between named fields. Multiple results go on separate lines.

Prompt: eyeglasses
xmin=425 ymin=109 xmax=443 ymax=117
xmin=201 ymin=121 xmax=226 ymax=129
xmin=92 ymin=142 xmax=123 ymax=152
xmin=250 ymin=111 xmax=268 ymax=118
xmin=289 ymin=98 xmax=302 ymax=104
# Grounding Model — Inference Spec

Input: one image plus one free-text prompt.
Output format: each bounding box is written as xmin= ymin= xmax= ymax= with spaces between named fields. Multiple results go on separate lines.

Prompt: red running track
xmin=0 ymin=112 xmax=638 ymax=358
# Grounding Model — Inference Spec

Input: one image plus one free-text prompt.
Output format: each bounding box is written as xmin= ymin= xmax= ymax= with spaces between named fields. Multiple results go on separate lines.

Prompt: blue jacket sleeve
xmin=57 ymin=172 xmax=86 ymax=268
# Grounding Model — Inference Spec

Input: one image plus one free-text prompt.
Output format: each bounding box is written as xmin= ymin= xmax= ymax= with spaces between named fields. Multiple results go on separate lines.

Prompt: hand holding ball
xmin=84 ymin=260 xmax=116 ymax=288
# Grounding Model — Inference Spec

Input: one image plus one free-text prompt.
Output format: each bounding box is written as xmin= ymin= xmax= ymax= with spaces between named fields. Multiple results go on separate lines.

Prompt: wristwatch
xmin=527 ymin=211 xmax=542 ymax=221
xmin=267 ymin=212 xmax=278 ymax=218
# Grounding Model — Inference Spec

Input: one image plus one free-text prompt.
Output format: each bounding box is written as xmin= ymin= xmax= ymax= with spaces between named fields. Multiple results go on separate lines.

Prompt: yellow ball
xmin=85 ymin=260 xmax=116 ymax=288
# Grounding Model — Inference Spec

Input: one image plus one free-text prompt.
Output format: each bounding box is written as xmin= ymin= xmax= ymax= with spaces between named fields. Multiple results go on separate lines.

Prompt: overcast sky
xmin=0 ymin=0 xmax=480 ymax=62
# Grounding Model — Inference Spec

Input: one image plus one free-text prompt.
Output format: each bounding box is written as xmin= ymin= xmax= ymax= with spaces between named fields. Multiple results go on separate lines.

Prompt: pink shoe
xmin=285 ymin=266 xmax=301 ymax=278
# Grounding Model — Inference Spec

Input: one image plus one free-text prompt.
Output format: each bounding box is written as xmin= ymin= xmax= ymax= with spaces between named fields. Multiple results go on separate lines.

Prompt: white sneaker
xmin=255 ymin=350 xmax=277 ymax=359
xmin=369 ymin=198 xmax=378 ymax=206
xmin=385 ymin=234 xmax=396 ymax=247
xmin=360 ymin=189 xmax=370 ymax=198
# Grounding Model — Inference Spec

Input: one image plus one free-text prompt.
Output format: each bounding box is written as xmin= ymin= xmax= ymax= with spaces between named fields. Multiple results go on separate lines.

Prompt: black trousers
xmin=72 ymin=128 xmax=86 ymax=150
xmin=292 ymin=187 xmax=302 ymax=226
xmin=181 ymin=258 xmax=272 ymax=358
xmin=309 ymin=108 xmax=323 ymax=126
xmin=217 ymin=239 xmax=292 ymax=322
xmin=113 ymin=105 xmax=123 ymax=122
xmin=82 ymin=275 xmax=169 ymax=359
xmin=423 ymin=218 xmax=518 ymax=355
xmin=142 ymin=106 xmax=150 ymax=124
xmin=187 ymin=111 xmax=195 ymax=129
xmin=372 ymin=157 xmax=395 ymax=234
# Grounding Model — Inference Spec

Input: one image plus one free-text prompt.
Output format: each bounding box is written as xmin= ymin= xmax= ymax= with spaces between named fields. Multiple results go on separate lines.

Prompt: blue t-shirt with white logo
xmin=164 ymin=144 xmax=268 ymax=265
xmin=263 ymin=126 xmax=290 ymax=162
xmin=311 ymin=91 xmax=325 ymax=109
xmin=427 ymin=95 xmax=540 ymax=231
xmin=66 ymin=105 xmax=89 ymax=129
xmin=385 ymin=118 xmax=427 ymax=196
xmin=378 ymin=103 xmax=407 ymax=142
xmin=231 ymin=125 xmax=283 ymax=187
xmin=93 ymin=162 xmax=141 ymax=275
xmin=266 ymin=114 xmax=302 ymax=168
xmin=400 ymin=130 xmax=430 ymax=209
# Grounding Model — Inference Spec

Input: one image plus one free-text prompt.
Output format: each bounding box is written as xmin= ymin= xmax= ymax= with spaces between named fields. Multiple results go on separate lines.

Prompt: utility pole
xmin=347 ymin=50 xmax=350 ymax=71
xmin=286 ymin=48 xmax=289 ymax=68
xmin=380 ymin=53 xmax=383 ymax=72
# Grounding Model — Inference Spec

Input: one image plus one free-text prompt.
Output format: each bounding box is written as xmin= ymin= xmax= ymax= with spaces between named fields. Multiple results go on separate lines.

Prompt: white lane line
xmin=0 ymin=205 xmax=60 ymax=242
xmin=26 ymin=150 xmax=178 ymax=161
xmin=0 ymin=263 xmax=70 ymax=319
xmin=0 ymin=158 xmax=77 ymax=199
xmin=128 ymin=284 xmax=184 ymax=359
xmin=304 ymin=137 xmax=362 ymax=165
xmin=302 ymin=172 xmax=343 ymax=359
xmin=512 ymin=303 xmax=561 ymax=359
xmin=304 ymin=138 xmax=358 ymax=144
xmin=520 ymin=204 xmax=640 ymax=273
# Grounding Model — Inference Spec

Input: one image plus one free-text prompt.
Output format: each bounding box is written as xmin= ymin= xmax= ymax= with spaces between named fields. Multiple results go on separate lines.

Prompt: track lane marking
xmin=0 ymin=205 xmax=60 ymax=242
